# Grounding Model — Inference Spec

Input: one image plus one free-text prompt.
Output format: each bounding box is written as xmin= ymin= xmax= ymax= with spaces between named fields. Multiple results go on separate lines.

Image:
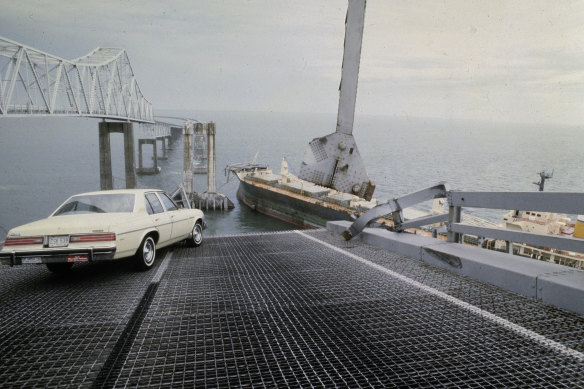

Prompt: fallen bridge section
xmin=0 ymin=231 xmax=583 ymax=387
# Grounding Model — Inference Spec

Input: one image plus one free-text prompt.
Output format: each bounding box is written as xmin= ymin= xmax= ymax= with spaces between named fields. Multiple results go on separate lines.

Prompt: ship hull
xmin=236 ymin=179 xmax=353 ymax=229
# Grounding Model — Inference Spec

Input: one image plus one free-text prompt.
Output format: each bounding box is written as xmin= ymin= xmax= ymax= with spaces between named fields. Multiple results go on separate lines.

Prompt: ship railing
xmin=344 ymin=186 xmax=584 ymax=258
xmin=446 ymin=191 xmax=584 ymax=255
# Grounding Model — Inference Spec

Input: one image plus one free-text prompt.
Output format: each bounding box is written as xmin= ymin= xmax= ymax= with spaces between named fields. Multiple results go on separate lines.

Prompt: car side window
xmin=159 ymin=193 xmax=178 ymax=211
xmin=144 ymin=197 xmax=155 ymax=215
xmin=145 ymin=193 xmax=164 ymax=214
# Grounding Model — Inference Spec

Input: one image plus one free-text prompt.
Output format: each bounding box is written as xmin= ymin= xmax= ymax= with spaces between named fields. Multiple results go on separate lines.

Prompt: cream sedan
xmin=0 ymin=189 xmax=205 ymax=272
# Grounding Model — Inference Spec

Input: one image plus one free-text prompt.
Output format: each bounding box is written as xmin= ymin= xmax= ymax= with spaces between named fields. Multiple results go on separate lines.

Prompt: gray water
xmin=1 ymin=111 xmax=583 ymax=240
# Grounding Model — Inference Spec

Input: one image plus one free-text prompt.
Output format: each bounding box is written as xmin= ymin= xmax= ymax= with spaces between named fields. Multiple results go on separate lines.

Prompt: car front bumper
xmin=0 ymin=246 xmax=116 ymax=266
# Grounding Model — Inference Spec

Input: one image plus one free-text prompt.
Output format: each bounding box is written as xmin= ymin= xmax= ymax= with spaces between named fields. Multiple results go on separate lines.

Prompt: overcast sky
xmin=1 ymin=0 xmax=583 ymax=125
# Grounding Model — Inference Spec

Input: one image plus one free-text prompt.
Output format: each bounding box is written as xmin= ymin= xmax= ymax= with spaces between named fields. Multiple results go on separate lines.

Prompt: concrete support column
xmin=152 ymin=140 xmax=158 ymax=172
xmin=157 ymin=136 xmax=168 ymax=160
xmin=123 ymin=123 xmax=137 ymax=189
xmin=99 ymin=122 xmax=136 ymax=190
xmin=193 ymin=122 xmax=207 ymax=174
xmin=99 ymin=124 xmax=113 ymax=190
xmin=207 ymin=122 xmax=216 ymax=193
xmin=171 ymin=126 xmax=182 ymax=142
xmin=183 ymin=122 xmax=194 ymax=196
xmin=137 ymin=139 xmax=158 ymax=174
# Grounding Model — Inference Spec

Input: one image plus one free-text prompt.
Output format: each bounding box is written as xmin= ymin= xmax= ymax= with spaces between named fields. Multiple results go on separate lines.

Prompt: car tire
xmin=46 ymin=263 xmax=73 ymax=273
xmin=136 ymin=236 xmax=156 ymax=270
xmin=187 ymin=221 xmax=203 ymax=247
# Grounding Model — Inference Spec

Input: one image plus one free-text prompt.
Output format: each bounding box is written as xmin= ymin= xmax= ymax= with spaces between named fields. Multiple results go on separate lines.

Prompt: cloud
xmin=1 ymin=0 xmax=583 ymax=124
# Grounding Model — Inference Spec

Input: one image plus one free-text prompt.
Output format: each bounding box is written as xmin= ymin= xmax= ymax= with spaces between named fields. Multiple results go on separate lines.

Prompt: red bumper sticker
xmin=67 ymin=255 xmax=89 ymax=263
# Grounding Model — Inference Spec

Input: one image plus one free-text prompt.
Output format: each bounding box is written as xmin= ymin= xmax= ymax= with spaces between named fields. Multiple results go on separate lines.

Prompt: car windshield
xmin=53 ymin=194 xmax=135 ymax=215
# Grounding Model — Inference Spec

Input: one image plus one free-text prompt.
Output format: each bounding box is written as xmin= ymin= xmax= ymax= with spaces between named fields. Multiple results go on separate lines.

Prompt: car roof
xmin=70 ymin=189 xmax=164 ymax=197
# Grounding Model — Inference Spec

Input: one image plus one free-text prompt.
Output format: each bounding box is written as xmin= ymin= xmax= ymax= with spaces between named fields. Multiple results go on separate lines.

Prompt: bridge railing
xmin=446 ymin=191 xmax=584 ymax=254
xmin=344 ymin=185 xmax=584 ymax=259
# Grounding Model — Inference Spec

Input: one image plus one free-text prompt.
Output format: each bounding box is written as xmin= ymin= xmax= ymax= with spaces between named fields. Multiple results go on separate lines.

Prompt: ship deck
xmin=1 ymin=229 xmax=583 ymax=387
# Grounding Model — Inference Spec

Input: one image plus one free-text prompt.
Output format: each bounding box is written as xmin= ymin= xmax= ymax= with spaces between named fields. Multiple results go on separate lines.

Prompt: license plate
xmin=48 ymin=235 xmax=69 ymax=248
xmin=67 ymin=255 xmax=88 ymax=263
xmin=22 ymin=257 xmax=42 ymax=264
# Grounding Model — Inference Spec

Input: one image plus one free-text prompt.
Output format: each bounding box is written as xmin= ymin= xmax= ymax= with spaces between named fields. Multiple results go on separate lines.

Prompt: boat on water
xmin=228 ymin=158 xmax=380 ymax=229
xmin=498 ymin=208 xmax=584 ymax=268
xmin=495 ymin=171 xmax=584 ymax=268
xmin=228 ymin=0 xmax=381 ymax=229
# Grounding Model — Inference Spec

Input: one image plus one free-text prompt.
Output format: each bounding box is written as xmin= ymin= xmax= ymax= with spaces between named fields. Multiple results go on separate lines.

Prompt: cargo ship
xmin=228 ymin=158 xmax=379 ymax=228
xmin=228 ymin=0 xmax=384 ymax=229
xmin=495 ymin=172 xmax=584 ymax=268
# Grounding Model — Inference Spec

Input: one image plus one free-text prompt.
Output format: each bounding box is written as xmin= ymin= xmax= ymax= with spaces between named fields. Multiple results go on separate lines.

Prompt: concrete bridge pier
xmin=183 ymin=122 xmax=194 ymax=196
xmin=171 ymin=126 xmax=182 ymax=143
xmin=193 ymin=123 xmax=207 ymax=174
xmin=99 ymin=122 xmax=136 ymax=190
xmin=136 ymin=139 xmax=159 ymax=175
xmin=207 ymin=122 xmax=216 ymax=193
xmin=156 ymin=136 xmax=168 ymax=160
xmin=191 ymin=122 xmax=234 ymax=210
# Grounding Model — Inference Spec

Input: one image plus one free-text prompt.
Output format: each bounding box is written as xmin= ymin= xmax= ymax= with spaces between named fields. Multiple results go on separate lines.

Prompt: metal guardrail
xmin=447 ymin=191 xmax=584 ymax=255
xmin=344 ymin=185 xmax=584 ymax=258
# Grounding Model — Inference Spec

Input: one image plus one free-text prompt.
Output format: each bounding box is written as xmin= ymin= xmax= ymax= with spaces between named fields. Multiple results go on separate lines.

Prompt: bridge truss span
xmin=0 ymin=36 xmax=153 ymax=123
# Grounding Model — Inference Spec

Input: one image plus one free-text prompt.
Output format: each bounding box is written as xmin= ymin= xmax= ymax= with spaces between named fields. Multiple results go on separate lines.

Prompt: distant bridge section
xmin=0 ymin=36 xmax=153 ymax=123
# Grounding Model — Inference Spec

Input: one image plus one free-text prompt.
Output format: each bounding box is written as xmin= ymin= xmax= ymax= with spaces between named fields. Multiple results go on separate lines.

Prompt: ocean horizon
xmin=1 ymin=110 xmax=583 ymax=240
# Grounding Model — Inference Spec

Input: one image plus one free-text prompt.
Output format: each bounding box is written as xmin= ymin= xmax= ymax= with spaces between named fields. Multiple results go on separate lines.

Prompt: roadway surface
xmin=0 ymin=229 xmax=583 ymax=387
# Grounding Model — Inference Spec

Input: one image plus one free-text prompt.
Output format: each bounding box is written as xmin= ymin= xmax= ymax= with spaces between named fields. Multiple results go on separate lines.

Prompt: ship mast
xmin=298 ymin=0 xmax=376 ymax=200
xmin=534 ymin=170 xmax=553 ymax=192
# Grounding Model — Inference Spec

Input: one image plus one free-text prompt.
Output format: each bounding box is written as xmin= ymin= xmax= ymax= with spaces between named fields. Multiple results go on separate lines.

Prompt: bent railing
xmin=342 ymin=183 xmax=450 ymax=240
xmin=344 ymin=185 xmax=584 ymax=259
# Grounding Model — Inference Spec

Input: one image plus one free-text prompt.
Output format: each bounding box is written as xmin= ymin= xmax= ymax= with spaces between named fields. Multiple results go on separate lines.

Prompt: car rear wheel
xmin=46 ymin=263 xmax=73 ymax=273
xmin=187 ymin=221 xmax=203 ymax=247
xmin=136 ymin=236 xmax=156 ymax=270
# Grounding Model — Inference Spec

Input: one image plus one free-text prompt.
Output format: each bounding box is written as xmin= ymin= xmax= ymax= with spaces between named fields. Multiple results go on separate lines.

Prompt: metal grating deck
xmin=0 ymin=230 xmax=583 ymax=387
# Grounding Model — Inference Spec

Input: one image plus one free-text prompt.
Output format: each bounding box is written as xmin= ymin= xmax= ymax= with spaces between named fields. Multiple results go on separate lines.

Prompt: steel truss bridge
xmin=0 ymin=36 xmax=153 ymax=123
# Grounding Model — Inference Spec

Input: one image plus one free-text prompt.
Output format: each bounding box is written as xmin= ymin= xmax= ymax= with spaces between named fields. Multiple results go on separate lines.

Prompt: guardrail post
xmin=447 ymin=205 xmax=462 ymax=243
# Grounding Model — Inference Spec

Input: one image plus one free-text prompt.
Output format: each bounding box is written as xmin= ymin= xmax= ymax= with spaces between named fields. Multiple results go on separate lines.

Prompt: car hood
xmin=7 ymin=214 xmax=131 ymax=236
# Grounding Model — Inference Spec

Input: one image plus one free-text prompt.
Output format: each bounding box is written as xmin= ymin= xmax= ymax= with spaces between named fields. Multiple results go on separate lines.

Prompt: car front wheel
xmin=187 ymin=221 xmax=203 ymax=247
xmin=136 ymin=236 xmax=156 ymax=270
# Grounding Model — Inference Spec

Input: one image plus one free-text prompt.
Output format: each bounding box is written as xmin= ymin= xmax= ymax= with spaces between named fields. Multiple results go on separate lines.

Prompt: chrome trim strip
xmin=0 ymin=246 xmax=115 ymax=257
xmin=116 ymin=227 xmax=152 ymax=236
xmin=116 ymin=219 xmax=176 ymax=237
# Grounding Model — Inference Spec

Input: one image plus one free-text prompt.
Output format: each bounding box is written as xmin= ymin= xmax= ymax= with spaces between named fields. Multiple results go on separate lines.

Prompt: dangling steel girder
xmin=0 ymin=36 xmax=153 ymax=123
